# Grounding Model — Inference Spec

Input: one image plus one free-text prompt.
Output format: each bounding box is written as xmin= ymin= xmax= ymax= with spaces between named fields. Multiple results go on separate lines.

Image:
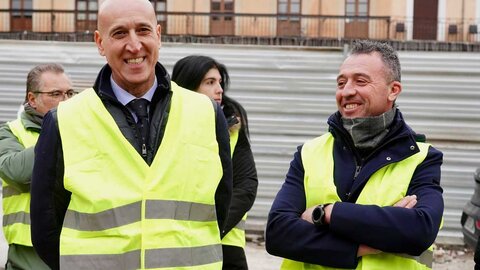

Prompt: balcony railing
xmin=0 ymin=9 xmax=479 ymax=50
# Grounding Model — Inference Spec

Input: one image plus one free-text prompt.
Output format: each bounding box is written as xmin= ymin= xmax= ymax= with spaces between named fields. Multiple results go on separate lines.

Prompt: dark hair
xmin=172 ymin=55 xmax=250 ymax=136
xmin=350 ymin=40 xmax=401 ymax=82
xmin=25 ymin=63 xmax=66 ymax=102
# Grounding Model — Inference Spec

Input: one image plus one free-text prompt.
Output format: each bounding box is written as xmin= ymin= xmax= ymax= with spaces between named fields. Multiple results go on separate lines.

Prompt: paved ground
xmin=245 ymin=240 xmax=475 ymax=270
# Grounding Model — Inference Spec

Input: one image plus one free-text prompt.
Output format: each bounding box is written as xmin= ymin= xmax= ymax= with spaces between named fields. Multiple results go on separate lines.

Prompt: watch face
xmin=312 ymin=205 xmax=324 ymax=225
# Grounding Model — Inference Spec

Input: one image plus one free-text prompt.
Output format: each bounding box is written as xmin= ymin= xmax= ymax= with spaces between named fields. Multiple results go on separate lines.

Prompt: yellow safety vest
xmin=2 ymin=118 xmax=38 ymax=246
xmin=282 ymin=133 xmax=432 ymax=270
xmin=57 ymin=83 xmax=223 ymax=269
xmin=222 ymin=128 xmax=248 ymax=248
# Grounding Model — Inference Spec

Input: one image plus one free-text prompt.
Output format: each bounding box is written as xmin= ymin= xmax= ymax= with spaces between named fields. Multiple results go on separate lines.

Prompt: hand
xmin=301 ymin=206 xmax=316 ymax=224
xmin=300 ymin=204 xmax=334 ymax=224
xmin=357 ymin=244 xmax=381 ymax=257
xmin=393 ymin=195 xmax=417 ymax=209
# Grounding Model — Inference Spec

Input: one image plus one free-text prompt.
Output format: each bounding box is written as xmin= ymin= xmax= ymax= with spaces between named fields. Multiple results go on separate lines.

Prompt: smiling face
xmin=94 ymin=0 xmax=161 ymax=97
xmin=196 ymin=68 xmax=224 ymax=104
xmin=336 ymin=52 xmax=402 ymax=118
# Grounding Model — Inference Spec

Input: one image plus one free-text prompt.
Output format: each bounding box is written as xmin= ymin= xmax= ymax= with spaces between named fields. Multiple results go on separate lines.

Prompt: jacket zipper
xmin=354 ymin=164 xmax=362 ymax=180
xmin=142 ymin=143 xmax=147 ymax=158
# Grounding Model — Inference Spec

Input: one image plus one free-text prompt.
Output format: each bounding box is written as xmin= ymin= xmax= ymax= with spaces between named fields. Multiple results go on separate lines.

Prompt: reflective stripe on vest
xmin=57 ymin=83 xmax=223 ymax=269
xmin=61 ymin=244 xmax=223 ymax=269
xmin=281 ymin=132 xmax=432 ymax=270
xmin=2 ymin=118 xmax=38 ymax=246
xmin=222 ymin=128 xmax=248 ymax=248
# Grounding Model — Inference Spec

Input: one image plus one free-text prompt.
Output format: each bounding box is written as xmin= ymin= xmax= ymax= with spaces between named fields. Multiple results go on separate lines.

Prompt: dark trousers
xmin=222 ymin=245 xmax=248 ymax=270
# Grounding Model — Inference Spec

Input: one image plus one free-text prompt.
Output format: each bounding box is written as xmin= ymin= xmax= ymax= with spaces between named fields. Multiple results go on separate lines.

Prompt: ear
xmin=156 ymin=24 xmax=162 ymax=46
xmin=388 ymin=81 xmax=402 ymax=102
xmin=27 ymin=92 xmax=37 ymax=109
xmin=94 ymin=30 xmax=105 ymax=56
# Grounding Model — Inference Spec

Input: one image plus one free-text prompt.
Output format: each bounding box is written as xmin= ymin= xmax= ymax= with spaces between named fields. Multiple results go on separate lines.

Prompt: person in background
xmin=29 ymin=0 xmax=232 ymax=269
xmin=265 ymin=40 xmax=444 ymax=269
xmin=0 ymin=63 xmax=74 ymax=270
xmin=172 ymin=55 xmax=258 ymax=270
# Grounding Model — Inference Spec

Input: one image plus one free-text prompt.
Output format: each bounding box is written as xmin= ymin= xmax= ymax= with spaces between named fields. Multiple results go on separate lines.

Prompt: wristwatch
xmin=312 ymin=204 xmax=331 ymax=226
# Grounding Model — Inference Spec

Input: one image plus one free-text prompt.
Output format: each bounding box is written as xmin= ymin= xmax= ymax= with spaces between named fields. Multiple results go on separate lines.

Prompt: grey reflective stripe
xmin=235 ymin=220 xmax=246 ymax=231
xmin=63 ymin=200 xmax=216 ymax=231
xmin=61 ymin=249 xmax=140 ymax=269
xmin=63 ymin=201 xmax=141 ymax=231
xmin=145 ymin=200 xmax=216 ymax=222
xmin=3 ymin=211 xmax=30 ymax=227
xmin=146 ymin=244 xmax=222 ymax=268
xmin=60 ymin=245 xmax=222 ymax=269
xmin=2 ymin=185 xmax=22 ymax=198
xmin=396 ymin=250 xmax=433 ymax=268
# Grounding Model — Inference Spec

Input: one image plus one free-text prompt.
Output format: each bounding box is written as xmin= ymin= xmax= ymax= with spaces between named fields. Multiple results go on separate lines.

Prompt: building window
xmin=345 ymin=0 xmax=369 ymax=19
xmin=210 ymin=0 xmax=234 ymax=35
xmin=344 ymin=0 xmax=369 ymax=38
xmin=211 ymin=0 xmax=234 ymax=21
xmin=11 ymin=0 xmax=32 ymax=18
xmin=76 ymin=0 xmax=97 ymax=32
xmin=278 ymin=0 xmax=300 ymax=21
xmin=149 ymin=0 xmax=167 ymax=25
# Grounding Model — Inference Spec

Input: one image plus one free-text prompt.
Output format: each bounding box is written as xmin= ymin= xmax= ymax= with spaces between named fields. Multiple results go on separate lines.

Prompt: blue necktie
xmin=127 ymin=98 xmax=150 ymax=158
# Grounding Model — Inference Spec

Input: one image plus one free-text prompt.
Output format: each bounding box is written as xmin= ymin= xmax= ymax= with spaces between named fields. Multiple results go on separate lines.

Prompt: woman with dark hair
xmin=172 ymin=55 xmax=258 ymax=270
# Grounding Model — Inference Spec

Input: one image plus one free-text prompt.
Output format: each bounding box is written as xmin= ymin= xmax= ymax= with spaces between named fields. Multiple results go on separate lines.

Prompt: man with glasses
xmin=0 ymin=63 xmax=74 ymax=270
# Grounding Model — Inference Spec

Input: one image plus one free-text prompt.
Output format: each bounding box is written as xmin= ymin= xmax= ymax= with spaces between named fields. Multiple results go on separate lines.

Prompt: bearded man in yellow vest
xmin=266 ymin=40 xmax=443 ymax=270
xmin=29 ymin=1 xmax=232 ymax=270
xmin=0 ymin=63 xmax=74 ymax=270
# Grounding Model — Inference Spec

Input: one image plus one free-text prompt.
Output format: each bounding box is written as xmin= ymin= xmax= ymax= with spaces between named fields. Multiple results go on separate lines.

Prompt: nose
xmin=216 ymin=83 xmax=224 ymax=94
xmin=341 ymin=81 xmax=356 ymax=97
xmin=126 ymin=31 xmax=141 ymax=52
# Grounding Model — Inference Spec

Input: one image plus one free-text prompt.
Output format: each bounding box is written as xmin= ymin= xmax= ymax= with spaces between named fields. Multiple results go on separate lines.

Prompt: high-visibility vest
xmin=2 ymin=118 xmax=38 ymax=246
xmin=57 ymin=83 xmax=223 ymax=269
xmin=222 ymin=128 xmax=248 ymax=248
xmin=282 ymin=132 xmax=433 ymax=270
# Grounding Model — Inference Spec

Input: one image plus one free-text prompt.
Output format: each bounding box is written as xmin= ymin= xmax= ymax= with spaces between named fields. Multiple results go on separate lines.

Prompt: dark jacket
xmin=265 ymin=110 xmax=444 ymax=268
xmin=30 ymin=63 xmax=233 ymax=270
xmin=222 ymin=101 xmax=258 ymax=236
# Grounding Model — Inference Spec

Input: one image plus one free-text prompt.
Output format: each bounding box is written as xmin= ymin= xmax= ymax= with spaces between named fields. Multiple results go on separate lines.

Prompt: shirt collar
xmin=110 ymin=76 xmax=157 ymax=106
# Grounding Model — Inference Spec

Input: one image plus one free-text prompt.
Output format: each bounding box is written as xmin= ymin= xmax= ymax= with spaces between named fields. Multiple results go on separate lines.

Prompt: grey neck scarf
xmin=342 ymin=107 xmax=396 ymax=151
xmin=24 ymin=103 xmax=44 ymax=126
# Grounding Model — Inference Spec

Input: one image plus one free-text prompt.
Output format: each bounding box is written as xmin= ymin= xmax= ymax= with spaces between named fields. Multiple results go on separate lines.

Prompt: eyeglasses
xmin=34 ymin=90 xmax=79 ymax=99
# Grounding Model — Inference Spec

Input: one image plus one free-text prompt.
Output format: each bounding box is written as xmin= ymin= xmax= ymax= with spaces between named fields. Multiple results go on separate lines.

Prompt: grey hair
xmin=349 ymin=40 xmax=401 ymax=82
xmin=25 ymin=63 xmax=66 ymax=102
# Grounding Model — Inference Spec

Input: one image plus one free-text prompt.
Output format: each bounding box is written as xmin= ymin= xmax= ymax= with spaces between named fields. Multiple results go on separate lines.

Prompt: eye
xmin=66 ymin=90 xmax=78 ymax=98
xmin=137 ymin=27 xmax=152 ymax=35
xmin=112 ymin=31 xmax=127 ymax=39
xmin=356 ymin=79 xmax=368 ymax=86
xmin=51 ymin=91 xmax=62 ymax=97
xmin=337 ymin=80 xmax=346 ymax=88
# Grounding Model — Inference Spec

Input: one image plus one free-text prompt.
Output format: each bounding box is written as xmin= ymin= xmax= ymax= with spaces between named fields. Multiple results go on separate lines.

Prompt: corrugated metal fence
xmin=1 ymin=40 xmax=479 ymax=244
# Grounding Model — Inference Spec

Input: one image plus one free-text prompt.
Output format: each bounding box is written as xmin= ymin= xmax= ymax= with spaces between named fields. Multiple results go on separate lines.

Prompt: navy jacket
xmin=266 ymin=110 xmax=443 ymax=268
xmin=30 ymin=63 xmax=232 ymax=270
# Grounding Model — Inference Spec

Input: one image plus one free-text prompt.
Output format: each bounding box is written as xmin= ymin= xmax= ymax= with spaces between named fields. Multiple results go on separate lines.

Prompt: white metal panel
xmin=0 ymin=40 xmax=479 ymax=244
